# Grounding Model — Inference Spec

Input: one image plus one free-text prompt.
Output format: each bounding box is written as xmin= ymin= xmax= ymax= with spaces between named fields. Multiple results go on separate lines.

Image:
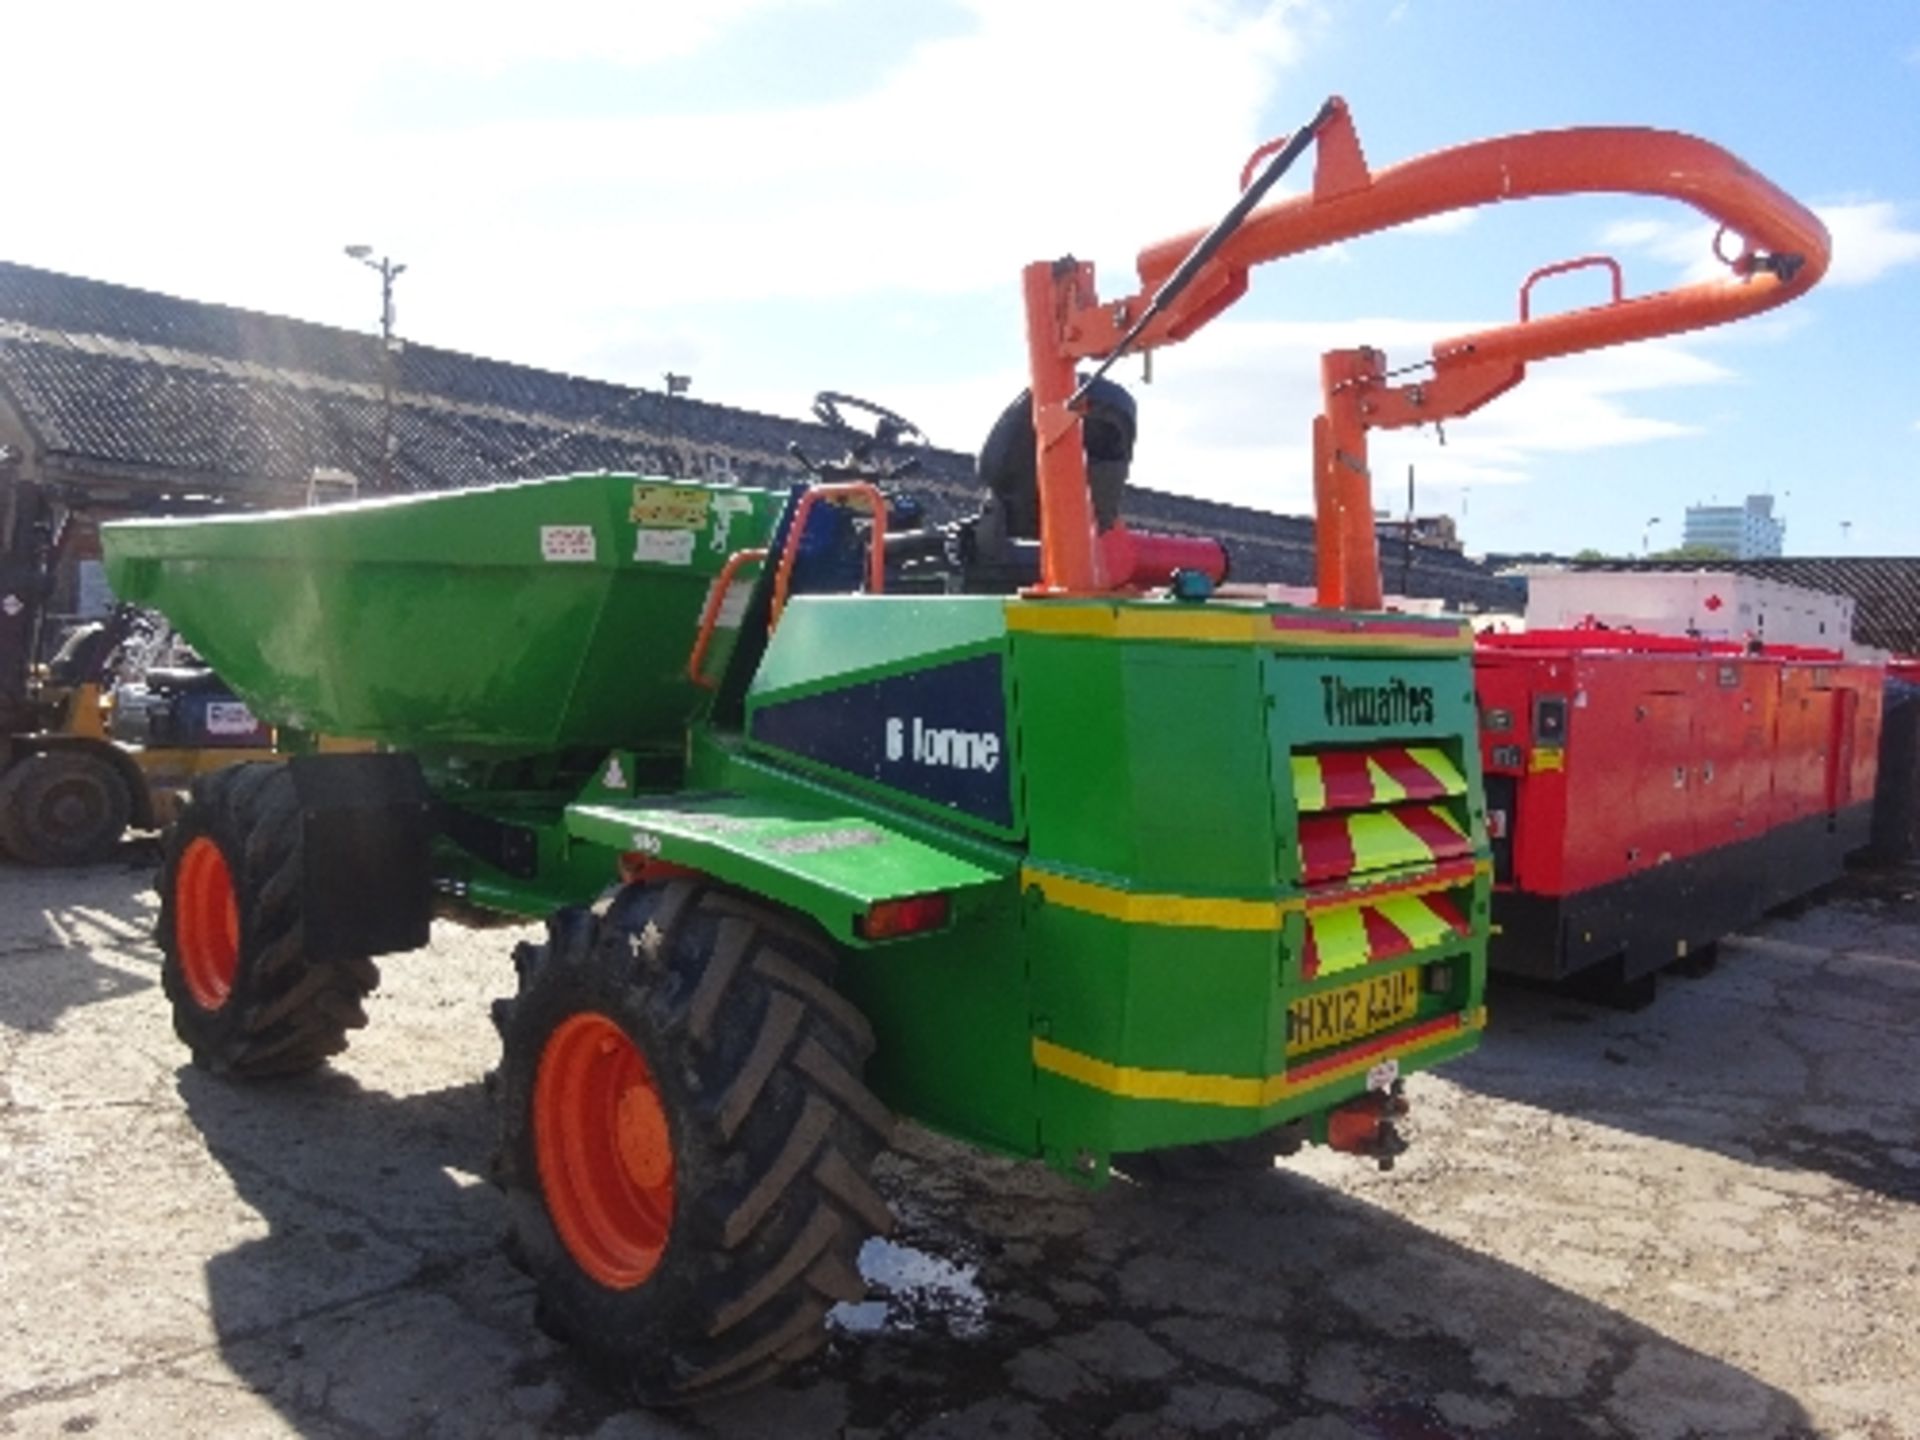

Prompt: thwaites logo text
xmin=1321 ymin=674 xmax=1435 ymax=728
xmin=884 ymin=717 xmax=1001 ymax=773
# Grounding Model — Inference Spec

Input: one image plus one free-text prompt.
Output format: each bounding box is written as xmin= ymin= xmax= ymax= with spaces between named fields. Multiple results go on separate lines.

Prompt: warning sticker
xmin=541 ymin=525 xmax=597 ymax=563
xmin=635 ymin=528 xmax=696 ymax=566
xmin=630 ymin=485 xmax=711 ymax=530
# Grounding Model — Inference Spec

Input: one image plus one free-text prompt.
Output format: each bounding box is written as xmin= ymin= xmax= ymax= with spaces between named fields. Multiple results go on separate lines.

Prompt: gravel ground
xmin=0 ymin=850 xmax=1915 ymax=1439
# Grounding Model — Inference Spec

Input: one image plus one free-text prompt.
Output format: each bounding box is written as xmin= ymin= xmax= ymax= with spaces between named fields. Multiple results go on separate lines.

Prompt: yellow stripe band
xmin=1005 ymin=604 xmax=1469 ymax=652
xmin=1022 ymin=868 xmax=1297 ymax=931
xmin=1031 ymin=1014 xmax=1483 ymax=1110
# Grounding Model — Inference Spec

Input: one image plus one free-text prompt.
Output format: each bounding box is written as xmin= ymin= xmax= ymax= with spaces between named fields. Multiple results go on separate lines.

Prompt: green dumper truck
xmin=102 ymin=98 xmax=1825 ymax=1402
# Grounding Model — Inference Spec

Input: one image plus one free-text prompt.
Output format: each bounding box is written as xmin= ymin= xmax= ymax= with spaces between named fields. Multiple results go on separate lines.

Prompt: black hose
xmin=1071 ymin=96 xmax=1341 ymax=407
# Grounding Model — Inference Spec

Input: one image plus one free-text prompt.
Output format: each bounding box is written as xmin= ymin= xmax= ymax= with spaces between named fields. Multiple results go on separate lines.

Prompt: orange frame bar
xmin=769 ymin=482 xmax=889 ymax=628
xmin=687 ymin=546 xmax=768 ymax=690
xmin=1023 ymin=97 xmax=1830 ymax=602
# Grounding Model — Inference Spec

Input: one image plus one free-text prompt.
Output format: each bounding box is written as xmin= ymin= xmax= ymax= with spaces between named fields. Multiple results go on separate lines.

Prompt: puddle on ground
xmin=829 ymin=1236 xmax=988 ymax=1338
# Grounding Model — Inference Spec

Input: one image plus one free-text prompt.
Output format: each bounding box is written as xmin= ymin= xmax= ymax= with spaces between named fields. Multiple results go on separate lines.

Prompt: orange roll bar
xmin=769 ymin=482 xmax=889 ymax=628
xmin=687 ymin=546 xmax=767 ymax=690
xmin=1022 ymin=97 xmax=1830 ymax=604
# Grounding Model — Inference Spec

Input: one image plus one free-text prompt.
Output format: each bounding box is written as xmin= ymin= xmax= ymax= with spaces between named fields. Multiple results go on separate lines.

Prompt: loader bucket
xmin=102 ymin=474 xmax=783 ymax=753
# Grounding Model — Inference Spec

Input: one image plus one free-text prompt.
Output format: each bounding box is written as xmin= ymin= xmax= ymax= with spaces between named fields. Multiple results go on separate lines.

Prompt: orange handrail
xmin=768 ymin=482 xmax=889 ymax=629
xmin=1518 ymin=256 xmax=1622 ymax=323
xmin=687 ymin=547 xmax=767 ymax=690
xmin=1022 ymin=97 xmax=1830 ymax=604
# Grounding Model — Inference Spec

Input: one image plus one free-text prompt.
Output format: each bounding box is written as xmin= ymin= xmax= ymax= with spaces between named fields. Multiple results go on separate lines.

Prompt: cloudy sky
xmin=6 ymin=1 xmax=1916 ymax=556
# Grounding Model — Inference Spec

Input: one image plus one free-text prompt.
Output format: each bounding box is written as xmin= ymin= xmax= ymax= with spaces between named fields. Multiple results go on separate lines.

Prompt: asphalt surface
xmin=1 ymin=850 xmax=1915 ymax=1439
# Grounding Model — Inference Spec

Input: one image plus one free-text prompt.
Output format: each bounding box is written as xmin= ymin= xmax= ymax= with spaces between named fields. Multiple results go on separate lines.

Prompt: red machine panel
xmin=1475 ymin=631 xmax=1882 ymax=985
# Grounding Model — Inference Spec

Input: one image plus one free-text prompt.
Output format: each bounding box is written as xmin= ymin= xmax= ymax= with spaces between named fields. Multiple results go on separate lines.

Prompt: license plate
xmin=1287 ymin=969 xmax=1419 ymax=1057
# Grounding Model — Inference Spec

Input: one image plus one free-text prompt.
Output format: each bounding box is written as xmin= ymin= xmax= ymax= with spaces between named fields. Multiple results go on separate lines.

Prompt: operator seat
xmin=976 ymin=376 xmax=1138 ymax=538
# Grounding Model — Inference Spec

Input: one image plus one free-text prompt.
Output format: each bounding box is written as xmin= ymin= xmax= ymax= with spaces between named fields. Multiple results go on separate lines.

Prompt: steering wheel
xmin=811 ymin=392 xmax=927 ymax=455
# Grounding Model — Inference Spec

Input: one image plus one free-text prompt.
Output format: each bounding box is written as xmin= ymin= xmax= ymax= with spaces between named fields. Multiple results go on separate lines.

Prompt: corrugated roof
xmin=0 ymin=259 xmax=1517 ymax=608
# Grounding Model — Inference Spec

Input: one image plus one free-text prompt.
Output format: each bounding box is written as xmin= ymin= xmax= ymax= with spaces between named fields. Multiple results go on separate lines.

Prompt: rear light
xmin=858 ymin=893 xmax=951 ymax=940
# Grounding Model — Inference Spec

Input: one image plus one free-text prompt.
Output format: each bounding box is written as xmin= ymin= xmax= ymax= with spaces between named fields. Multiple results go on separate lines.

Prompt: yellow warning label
xmin=1529 ymin=746 xmax=1565 ymax=773
xmin=629 ymin=484 xmax=711 ymax=529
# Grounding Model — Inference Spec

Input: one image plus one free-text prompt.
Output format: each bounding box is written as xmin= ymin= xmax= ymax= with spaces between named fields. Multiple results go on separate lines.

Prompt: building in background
xmin=1682 ymin=493 xmax=1785 ymax=558
xmin=0 ymin=259 xmax=1521 ymax=619
xmin=1374 ymin=513 xmax=1463 ymax=553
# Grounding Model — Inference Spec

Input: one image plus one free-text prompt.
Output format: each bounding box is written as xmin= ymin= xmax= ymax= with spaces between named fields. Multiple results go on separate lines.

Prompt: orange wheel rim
xmin=535 ymin=1012 xmax=675 ymax=1289
xmin=176 ymin=836 xmax=240 ymax=1011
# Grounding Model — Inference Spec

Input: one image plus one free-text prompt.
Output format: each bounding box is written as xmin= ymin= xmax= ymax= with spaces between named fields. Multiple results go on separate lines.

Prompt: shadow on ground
xmin=0 ymin=844 xmax=159 ymax=1034
xmin=1454 ymin=869 xmax=1920 ymax=1205
xmin=178 ymin=1065 xmax=1820 ymax=1439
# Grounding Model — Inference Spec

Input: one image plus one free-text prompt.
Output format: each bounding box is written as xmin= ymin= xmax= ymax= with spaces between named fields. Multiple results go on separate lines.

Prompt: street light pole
xmin=1642 ymin=516 xmax=1661 ymax=555
xmin=345 ymin=246 xmax=406 ymax=490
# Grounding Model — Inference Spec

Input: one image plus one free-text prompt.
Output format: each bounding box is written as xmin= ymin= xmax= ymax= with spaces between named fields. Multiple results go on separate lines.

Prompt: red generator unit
xmin=1474 ymin=630 xmax=1882 ymax=992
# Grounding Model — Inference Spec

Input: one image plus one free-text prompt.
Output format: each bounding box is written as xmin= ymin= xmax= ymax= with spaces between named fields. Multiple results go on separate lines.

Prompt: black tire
xmin=0 ymin=748 xmax=133 ymax=865
xmin=1115 ymin=1127 xmax=1302 ymax=1187
xmin=156 ymin=762 xmax=379 ymax=1076
xmin=493 ymin=879 xmax=895 ymax=1405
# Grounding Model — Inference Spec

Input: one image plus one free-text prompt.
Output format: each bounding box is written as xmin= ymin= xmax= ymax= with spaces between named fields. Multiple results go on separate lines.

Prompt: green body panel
xmin=103 ymin=474 xmax=781 ymax=753
xmin=597 ymin=597 xmax=1487 ymax=1174
xmin=103 ymin=473 xmax=1489 ymax=1181
xmin=747 ymin=595 xmax=1012 ymax=697
xmin=566 ymin=791 xmax=1012 ymax=947
xmin=1005 ymin=610 xmax=1488 ymax=1169
xmin=1014 ymin=635 xmax=1282 ymax=892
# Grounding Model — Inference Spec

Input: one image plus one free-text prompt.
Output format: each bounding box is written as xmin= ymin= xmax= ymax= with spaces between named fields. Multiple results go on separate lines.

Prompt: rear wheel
xmin=0 ymin=748 xmax=132 ymax=865
xmin=156 ymin=763 xmax=379 ymax=1075
xmin=493 ymin=880 xmax=894 ymax=1405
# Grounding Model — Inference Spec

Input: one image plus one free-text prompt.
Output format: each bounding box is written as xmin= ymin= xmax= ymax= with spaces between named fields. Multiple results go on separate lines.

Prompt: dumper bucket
xmin=103 ymin=474 xmax=784 ymax=753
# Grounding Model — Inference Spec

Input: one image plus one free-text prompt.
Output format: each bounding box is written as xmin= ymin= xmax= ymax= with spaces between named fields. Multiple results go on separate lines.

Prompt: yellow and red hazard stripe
xmin=1291 ymin=745 xmax=1466 ymax=813
xmin=1298 ymin=803 xmax=1473 ymax=885
xmin=1303 ymin=887 xmax=1472 ymax=978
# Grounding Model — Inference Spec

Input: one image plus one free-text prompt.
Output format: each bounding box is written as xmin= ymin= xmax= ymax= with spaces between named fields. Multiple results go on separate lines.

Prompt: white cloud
xmin=1108 ymin=317 xmax=1732 ymax=513
xmin=1817 ymin=202 xmax=1920 ymax=285
xmin=0 ymin=0 xmax=1312 ymax=394
xmin=1599 ymin=218 xmax=1726 ymax=285
xmin=1404 ymin=210 xmax=1477 ymax=237
xmin=1603 ymin=202 xmax=1920 ymax=288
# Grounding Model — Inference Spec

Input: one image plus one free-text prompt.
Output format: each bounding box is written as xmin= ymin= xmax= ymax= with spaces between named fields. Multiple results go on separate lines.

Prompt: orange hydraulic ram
xmin=1022 ymin=96 xmax=1830 ymax=604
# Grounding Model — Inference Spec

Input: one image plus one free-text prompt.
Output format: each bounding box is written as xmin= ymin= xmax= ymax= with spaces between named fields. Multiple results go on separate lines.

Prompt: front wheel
xmin=492 ymin=880 xmax=895 ymax=1405
xmin=156 ymin=763 xmax=379 ymax=1075
xmin=0 ymin=748 xmax=133 ymax=865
